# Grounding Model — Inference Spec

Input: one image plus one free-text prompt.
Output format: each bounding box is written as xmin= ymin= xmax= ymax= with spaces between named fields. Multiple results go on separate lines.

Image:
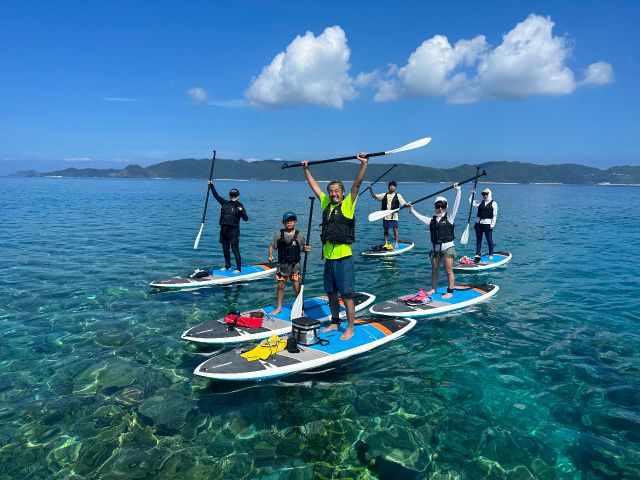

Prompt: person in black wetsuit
xmin=208 ymin=181 xmax=248 ymax=272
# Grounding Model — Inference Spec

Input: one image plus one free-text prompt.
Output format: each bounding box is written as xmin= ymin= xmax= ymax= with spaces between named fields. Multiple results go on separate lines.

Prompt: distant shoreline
xmin=7 ymin=176 xmax=639 ymax=187
xmin=12 ymin=157 xmax=640 ymax=185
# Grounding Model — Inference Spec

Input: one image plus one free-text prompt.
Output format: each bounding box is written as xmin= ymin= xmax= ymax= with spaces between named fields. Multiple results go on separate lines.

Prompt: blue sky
xmin=1 ymin=0 xmax=638 ymax=175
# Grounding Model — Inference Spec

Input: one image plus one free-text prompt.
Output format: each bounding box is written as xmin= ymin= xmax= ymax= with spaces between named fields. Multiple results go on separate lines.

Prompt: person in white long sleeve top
xmin=469 ymin=187 xmax=498 ymax=261
xmin=406 ymin=184 xmax=461 ymax=299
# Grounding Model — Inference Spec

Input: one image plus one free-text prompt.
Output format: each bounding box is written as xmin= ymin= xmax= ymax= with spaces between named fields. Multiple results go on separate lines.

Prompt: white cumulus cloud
xmin=187 ymin=87 xmax=209 ymax=104
xmin=371 ymin=14 xmax=613 ymax=104
xmin=245 ymin=26 xmax=356 ymax=109
xmin=581 ymin=61 xmax=614 ymax=86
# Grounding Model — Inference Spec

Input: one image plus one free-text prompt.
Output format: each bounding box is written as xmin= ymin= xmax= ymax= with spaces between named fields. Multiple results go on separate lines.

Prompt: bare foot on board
xmin=340 ymin=327 xmax=355 ymax=340
xmin=323 ymin=324 xmax=340 ymax=333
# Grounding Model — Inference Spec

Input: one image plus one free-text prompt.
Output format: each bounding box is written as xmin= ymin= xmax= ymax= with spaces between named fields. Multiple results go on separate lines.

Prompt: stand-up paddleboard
xmin=193 ymin=317 xmax=416 ymax=381
xmin=182 ymin=292 xmax=376 ymax=344
xmin=149 ymin=263 xmax=277 ymax=290
xmin=452 ymin=252 xmax=512 ymax=273
xmin=362 ymin=241 xmax=415 ymax=257
xmin=369 ymin=284 xmax=499 ymax=318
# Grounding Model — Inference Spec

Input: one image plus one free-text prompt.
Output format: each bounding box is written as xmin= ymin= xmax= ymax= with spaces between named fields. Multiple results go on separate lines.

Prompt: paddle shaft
xmin=300 ymin=196 xmax=315 ymax=285
xmin=281 ymin=150 xmax=386 ymax=170
xmin=201 ymin=151 xmax=216 ymax=223
xmin=193 ymin=151 xmax=217 ymax=249
xmin=402 ymin=170 xmax=487 ymax=210
xmin=358 ymin=164 xmax=398 ymax=198
xmin=465 ymin=167 xmax=481 ymax=225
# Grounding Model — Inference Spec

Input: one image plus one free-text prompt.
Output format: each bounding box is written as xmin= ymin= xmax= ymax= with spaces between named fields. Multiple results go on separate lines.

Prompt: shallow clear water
xmin=1 ymin=177 xmax=640 ymax=479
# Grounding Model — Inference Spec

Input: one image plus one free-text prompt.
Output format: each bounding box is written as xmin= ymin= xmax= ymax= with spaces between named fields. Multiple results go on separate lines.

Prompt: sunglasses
xmin=435 ymin=203 xmax=447 ymax=209
xmin=481 ymin=192 xmax=489 ymax=196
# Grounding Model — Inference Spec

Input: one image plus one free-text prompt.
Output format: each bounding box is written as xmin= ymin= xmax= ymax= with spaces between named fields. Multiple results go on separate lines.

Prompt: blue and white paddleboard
xmin=362 ymin=241 xmax=415 ymax=257
xmin=181 ymin=292 xmax=376 ymax=344
xmin=149 ymin=262 xmax=277 ymax=289
xmin=193 ymin=317 xmax=416 ymax=381
xmin=452 ymin=251 xmax=512 ymax=273
xmin=369 ymin=284 xmax=499 ymax=318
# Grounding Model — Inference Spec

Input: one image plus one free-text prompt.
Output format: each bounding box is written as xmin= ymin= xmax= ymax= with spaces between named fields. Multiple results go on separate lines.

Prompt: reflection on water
xmin=1 ymin=178 xmax=640 ymax=478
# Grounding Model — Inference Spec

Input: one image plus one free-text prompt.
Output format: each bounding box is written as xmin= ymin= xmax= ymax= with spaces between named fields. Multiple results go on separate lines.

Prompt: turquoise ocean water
xmin=1 ymin=177 xmax=640 ymax=479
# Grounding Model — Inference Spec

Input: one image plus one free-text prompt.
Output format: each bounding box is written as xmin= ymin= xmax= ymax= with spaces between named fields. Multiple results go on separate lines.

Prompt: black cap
xmin=229 ymin=188 xmax=240 ymax=197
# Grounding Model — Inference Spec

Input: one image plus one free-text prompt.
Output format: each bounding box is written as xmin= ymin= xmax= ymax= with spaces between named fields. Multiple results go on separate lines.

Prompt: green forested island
xmin=17 ymin=158 xmax=640 ymax=185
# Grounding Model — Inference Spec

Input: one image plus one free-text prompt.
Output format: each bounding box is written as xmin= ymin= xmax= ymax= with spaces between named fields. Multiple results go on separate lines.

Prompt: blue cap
xmin=282 ymin=211 xmax=297 ymax=221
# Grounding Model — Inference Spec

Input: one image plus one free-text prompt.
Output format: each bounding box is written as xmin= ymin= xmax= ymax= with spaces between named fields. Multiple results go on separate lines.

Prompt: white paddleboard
xmin=149 ymin=263 xmax=277 ymax=290
xmin=193 ymin=317 xmax=416 ymax=381
xmin=362 ymin=241 xmax=415 ymax=257
xmin=182 ymin=292 xmax=376 ymax=344
xmin=452 ymin=252 xmax=512 ymax=273
xmin=369 ymin=284 xmax=499 ymax=318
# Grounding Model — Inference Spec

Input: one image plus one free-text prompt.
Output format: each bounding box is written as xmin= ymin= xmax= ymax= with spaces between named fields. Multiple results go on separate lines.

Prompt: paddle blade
xmin=290 ymin=285 xmax=304 ymax=320
xmin=368 ymin=208 xmax=399 ymax=222
xmin=460 ymin=224 xmax=470 ymax=245
xmin=194 ymin=223 xmax=205 ymax=249
xmin=386 ymin=137 xmax=431 ymax=155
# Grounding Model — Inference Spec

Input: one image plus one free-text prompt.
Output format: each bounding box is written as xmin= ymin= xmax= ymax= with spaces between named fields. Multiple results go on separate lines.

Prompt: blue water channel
xmin=1 ymin=177 xmax=639 ymax=478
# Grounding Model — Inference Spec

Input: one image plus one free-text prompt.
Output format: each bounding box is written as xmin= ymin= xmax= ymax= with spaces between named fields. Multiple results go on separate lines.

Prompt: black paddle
xmin=460 ymin=167 xmax=481 ymax=245
xmin=290 ymin=196 xmax=315 ymax=319
xmin=280 ymin=137 xmax=431 ymax=169
xmin=194 ymin=150 xmax=216 ymax=249
xmin=368 ymin=170 xmax=487 ymax=221
xmin=358 ymin=164 xmax=398 ymax=198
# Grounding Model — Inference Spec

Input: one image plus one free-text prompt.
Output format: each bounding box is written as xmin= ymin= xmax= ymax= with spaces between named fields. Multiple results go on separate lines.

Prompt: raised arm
xmin=350 ymin=152 xmax=369 ymax=198
xmin=406 ymin=204 xmax=431 ymax=225
xmin=469 ymin=190 xmax=481 ymax=207
xmin=449 ymin=184 xmax=462 ymax=222
xmin=301 ymin=162 xmax=323 ymax=199
xmin=208 ymin=181 xmax=226 ymax=205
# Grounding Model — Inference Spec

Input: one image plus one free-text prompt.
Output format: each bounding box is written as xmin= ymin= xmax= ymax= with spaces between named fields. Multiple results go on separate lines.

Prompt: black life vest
xmin=429 ymin=214 xmax=455 ymax=244
xmin=382 ymin=192 xmax=400 ymax=210
xmin=320 ymin=202 xmax=355 ymax=245
xmin=277 ymin=229 xmax=302 ymax=264
xmin=219 ymin=201 xmax=244 ymax=226
xmin=477 ymin=200 xmax=494 ymax=219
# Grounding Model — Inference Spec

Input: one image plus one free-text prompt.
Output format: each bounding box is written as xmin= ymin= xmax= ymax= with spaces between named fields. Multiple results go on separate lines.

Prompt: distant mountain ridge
xmin=17 ymin=158 xmax=640 ymax=184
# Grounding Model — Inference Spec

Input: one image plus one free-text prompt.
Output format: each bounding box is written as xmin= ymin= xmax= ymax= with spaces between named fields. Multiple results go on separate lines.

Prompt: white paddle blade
xmin=368 ymin=208 xmax=399 ymax=222
xmin=460 ymin=224 xmax=470 ymax=245
xmin=194 ymin=223 xmax=205 ymax=249
xmin=385 ymin=137 xmax=431 ymax=155
xmin=290 ymin=285 xmax=305 ymax=320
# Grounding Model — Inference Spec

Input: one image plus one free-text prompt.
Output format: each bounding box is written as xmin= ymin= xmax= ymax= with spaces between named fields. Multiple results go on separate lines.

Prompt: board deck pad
xmin=149 ymin=262 xmax=277 ymax=289
xmin=452 ymin=252 xmax=512 ymax=273
xmin=369 ymin=284 xmax=499 ymax=318
xmin=182 ymin=292 xmax=376 ymax=344
xmin=193 ymin=317 xmax=416 ymax=381
xmin=362 ymin=241 xmax=414 ymax=257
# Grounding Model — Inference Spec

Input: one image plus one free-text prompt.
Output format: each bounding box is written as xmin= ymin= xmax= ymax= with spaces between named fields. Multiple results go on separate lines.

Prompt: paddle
xmin=193 ymin=150 xmax=216 ymax=249
xmin=290 ymin=196 xmax=315 ymax=320
xmin=358 ymin=163 xmax=398 ymax=198
xmin=368 ymin=170 xmax=487 ymax=222
xmin=280 ymin=137 xmax=431 ymax=169
xmin=460 ymin=167 xmax=481 ymax=245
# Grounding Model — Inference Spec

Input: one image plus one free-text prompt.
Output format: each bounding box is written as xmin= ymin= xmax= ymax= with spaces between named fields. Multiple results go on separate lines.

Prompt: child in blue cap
xmin=268 ymin=211 xmax=311 ymax=315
